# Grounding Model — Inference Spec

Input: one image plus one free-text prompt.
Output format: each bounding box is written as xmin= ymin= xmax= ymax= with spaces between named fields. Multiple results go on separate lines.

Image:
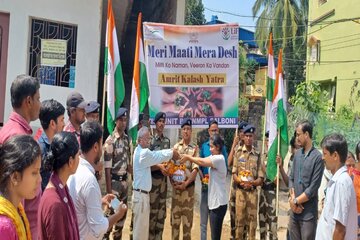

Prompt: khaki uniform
xmin=170 ymin=140 xmax=199 ymax=240
xmin=259 ymin=152 xmax=278 ymax=240
xmin=232 ymin=145 xmax=264 ymax=240
xmin=229 ymin=142 xmax=242 ymax=240
xmin=103 ymin=130 xmax=131 ymax=240
xmin=149 ymin=133 xmax=170 ymax=240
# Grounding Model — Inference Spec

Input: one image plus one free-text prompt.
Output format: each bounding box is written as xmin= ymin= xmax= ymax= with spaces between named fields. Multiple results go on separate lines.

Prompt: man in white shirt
xmin=132 ymin=126 xmax=180 ymax=240
xmin=68 ymin=121 xmax=127 ymax=240
xmin=316 ymin=133 xmax=357 ymax=240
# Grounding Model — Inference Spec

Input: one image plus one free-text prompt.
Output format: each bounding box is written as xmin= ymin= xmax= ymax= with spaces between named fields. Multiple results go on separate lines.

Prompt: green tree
xmin=252 ymin=0 xmax=309 ymax=98
xmin=185 ymin=0 xmax=206 ymax=25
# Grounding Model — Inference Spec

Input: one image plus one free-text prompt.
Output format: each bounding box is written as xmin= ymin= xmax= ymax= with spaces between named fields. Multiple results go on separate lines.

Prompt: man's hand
xmin=158 ymin=163 xmax=169 ymax=176
xmin=240 ymin=181 xmax=253 ymax=190
xmin=172 ymin=149 xmax=180 ymax=160
xmin=115 ymin=202 xmax=127 ymax=220
xmin=102 ymin=194 xmax=115 ymax=209
xmin=180 ymin=155 xmax=190 ymax=164
xmin=232 ymin=135 xmax=239 ymax=148
xmin=289 ymin=196 xmax=304 ymax=214
xmin=276 ymin=155 xmax=283 ymax=167
xmin=174 ymin=181 xmax=187 ymax=191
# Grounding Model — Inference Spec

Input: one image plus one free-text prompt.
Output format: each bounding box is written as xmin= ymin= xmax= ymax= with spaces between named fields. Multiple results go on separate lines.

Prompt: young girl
xmin=0 ymin=135 xmax=42 ymax=240
xmin=181 ymin=134 xmax=228 ymax=240
xmin=38 ymin=132 xmax=80 ymax=240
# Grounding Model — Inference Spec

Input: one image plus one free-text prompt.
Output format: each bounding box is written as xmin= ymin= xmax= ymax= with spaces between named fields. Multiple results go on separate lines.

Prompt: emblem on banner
xmin=189 ymin=31 xmax=199 ymax=43
xmin=144 ymin=26 xmax=164 ymax=40
xmin=221 ymin=27 xmax=230 ymax=40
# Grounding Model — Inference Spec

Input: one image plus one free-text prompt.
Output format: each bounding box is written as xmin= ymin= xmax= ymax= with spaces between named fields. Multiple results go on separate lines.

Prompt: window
xmin=309 ymin=41 xmax=320 ymax=63
xmin=28 ymin=18 xmax=77 ymax=88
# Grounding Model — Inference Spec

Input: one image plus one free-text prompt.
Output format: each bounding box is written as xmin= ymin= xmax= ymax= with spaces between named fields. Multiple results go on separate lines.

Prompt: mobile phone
xmin=111 ymin=198 xmax=121 ymax=210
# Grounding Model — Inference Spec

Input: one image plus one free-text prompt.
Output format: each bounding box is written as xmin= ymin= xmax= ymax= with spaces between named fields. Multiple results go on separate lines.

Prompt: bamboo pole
xmin=276 ymin=130 xmax=280 ymax=217
xmin=101 ymin=77 xmax=107 ymax=127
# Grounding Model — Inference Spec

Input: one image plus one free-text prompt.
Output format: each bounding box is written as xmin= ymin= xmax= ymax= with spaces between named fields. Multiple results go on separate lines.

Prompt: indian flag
xmin=266 ymin=33 xmax=276 ymax=131
xmin=267 ymin=49 xmax=289 ymax=181
xmin=105 ymin=0 xmax=125 ymax=133
xmin=129 ymin=12 xmax=149 ymax=143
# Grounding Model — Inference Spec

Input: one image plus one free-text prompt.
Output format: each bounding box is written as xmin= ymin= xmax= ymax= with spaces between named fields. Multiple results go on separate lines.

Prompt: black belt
xmin=237 ymin=185 xmax=255 ymax=192
xmin=111 ymin=173 xmax=127 ymax=181
xmin=133 ymin=188 xmax=149 ymax=194
xmin=262 ymin=181 xmax=276 ymax=191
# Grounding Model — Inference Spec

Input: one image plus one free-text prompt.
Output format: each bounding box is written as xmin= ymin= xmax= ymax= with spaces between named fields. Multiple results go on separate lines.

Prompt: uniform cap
xmin=238 ymin=121 xmax=248 ymax=131
xmin=85 ymin=101 xmax=100 ymax=114
xmin=154 ymin=112 xmax=166 ymax=123
xmin=116 ymin=107 xmax=128 ymax=119
xmin=243 ymin=124 xmax=256 ymax=134
xmin=181 ymin=118 xmax=192 ymax=128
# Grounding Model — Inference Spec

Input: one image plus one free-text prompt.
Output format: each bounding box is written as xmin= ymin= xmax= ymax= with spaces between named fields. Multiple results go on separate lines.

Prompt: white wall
xmin=0 ymin=0 xmax=102 ymax=128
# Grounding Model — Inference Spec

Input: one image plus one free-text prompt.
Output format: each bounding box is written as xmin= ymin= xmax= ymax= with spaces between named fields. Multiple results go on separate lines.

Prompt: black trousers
xmin=288 ymin=216 xmax=317 ymax=240
xmin=209 ymin=204 xmax=227 ymax=240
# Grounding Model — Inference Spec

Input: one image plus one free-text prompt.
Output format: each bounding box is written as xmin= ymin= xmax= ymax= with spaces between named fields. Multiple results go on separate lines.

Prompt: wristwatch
xmin=293 ymin=198 xmax=299 ymax=206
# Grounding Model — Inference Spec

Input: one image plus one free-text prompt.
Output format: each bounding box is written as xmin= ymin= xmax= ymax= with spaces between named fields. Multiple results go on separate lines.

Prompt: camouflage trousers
xmin=103 ymin=180 xmax=128 ymax=240
xmin=259 ymin=187 xmax=278 ymax=240
xmin=235 ymin=188 xmax=258 ymax=240
xmin=229 ymin=181 xmax=236 ymax=240
xmin=149 ymin=175 xmax=167 ymax=240
xmin=171 ymin=184 xmax=195 ymax=240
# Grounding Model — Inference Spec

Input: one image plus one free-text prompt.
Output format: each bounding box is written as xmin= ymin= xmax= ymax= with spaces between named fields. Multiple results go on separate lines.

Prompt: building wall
xmin=306 ymin=0 xmax=360 ymax=111
xmin=0 ymin=0 xmax=102 ymax=127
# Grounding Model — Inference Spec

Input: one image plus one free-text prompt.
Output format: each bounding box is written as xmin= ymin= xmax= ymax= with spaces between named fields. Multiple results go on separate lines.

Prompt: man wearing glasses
xmin=288 ymin=120 xmax=324 ymax=240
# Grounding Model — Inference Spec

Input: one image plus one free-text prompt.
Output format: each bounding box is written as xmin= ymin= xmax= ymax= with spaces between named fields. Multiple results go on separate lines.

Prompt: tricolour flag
xmin=266 ymin=33 xmax=276 ymax=131
xmin=267 ymin=49 xmax=289 ymax=181
xmin=129 ymin=12 xmax=149 ymax=143
xmin=105 ymin=0 xmax=125 ymax=133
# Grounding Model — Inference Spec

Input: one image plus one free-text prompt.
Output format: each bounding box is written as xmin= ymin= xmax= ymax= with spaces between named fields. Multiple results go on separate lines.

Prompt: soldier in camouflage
xmin=227 ymin=121 xmax=248 ymax=240
xmin=232 ymin=125 xmax=264 ymax=240
xmin=103 ymin=107 xmax=132 ymax=240
xmin=259 ymin=131 xmax=278 ymax=240
xmin=170 ymin=119 xmax=199 ymax=240
xmin=149 ymin=112 xmax=171 ymax=240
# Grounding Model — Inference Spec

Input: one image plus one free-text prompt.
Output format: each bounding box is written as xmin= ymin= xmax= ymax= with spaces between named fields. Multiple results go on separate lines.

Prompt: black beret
xmin=238 ymin=121 xmax=248 ymax=131
xmin=265 ymin=130 xmax=269 ymax=138
xmin=181 ymin=118 xmax=192 ymax=128
xmin=243 ymin=124 xmax=256 ymax=134
xmin=154 ymin=112 xmax=166 ymax=123
xmin=85 ymin=101 xmax=100 ymax=114
xmin=116 ymin=107 xmax=128 ymax=119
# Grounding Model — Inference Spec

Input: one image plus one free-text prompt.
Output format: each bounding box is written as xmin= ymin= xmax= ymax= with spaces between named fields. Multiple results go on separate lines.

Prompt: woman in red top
xmin=38 ymin=132 xmax=80 ymax=240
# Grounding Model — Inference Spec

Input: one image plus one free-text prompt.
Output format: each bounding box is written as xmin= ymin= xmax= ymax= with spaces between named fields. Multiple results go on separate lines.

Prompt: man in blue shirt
xmin=38 ymin=99 xmax=65 ymax=191
xmin=199 ymin=120 xmax=228 ymax=240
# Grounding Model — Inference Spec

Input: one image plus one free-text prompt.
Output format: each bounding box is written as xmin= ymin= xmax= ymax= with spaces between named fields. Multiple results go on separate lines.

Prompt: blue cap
xmin=243 ymin=124 xmax=256 ymax=134
xmin=238 ymin=121 xmax=248 ymax=131
xmin=85 ymin=101 xmax=100 ymax=114
xmin=154 ymin=112 xmax=166 ymax=123
xmin=116 ymin=107 xmax=128 ymax=119
xmin=181 ymin=118 xmax=192 ymax=128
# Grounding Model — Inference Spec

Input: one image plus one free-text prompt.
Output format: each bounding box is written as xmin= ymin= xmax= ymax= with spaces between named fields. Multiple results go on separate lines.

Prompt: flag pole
xmin=276 ymin=130 xmax=280 ymax=217
xmin=228 ymin=127 xmax=238 ymax=200
xmin=101 ymin=77 xmax=107 ymax=127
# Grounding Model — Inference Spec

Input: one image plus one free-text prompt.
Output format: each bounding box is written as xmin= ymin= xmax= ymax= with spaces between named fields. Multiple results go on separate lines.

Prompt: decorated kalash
xmin=165 ymin=118 xmax=199 ymax=240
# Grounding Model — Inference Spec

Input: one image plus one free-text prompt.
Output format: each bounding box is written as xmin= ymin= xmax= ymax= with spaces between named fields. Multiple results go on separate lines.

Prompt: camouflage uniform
xmin=232 ymin=145 xmax=264 ymax=240
xmin=149 ymin=133 xmax=171 ymax=240
xmin=103 ymin=130 xmax=131 ymax=240
xmin=259 ymin=153 xmax=278 ymax=240
xmin=170 ymin=140 xmax=199 ymax=240
xmin=229 ymin=142 xmax=242 ymax=240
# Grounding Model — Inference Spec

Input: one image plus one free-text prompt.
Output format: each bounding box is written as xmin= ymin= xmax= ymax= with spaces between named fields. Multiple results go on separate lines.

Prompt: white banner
xmin=143 ymin=23 xmax=239 ymax=128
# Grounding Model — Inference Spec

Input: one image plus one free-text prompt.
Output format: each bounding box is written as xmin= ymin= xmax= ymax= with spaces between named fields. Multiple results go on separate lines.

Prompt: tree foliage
xmin=185 ymin=0 xmax=206 ymax=25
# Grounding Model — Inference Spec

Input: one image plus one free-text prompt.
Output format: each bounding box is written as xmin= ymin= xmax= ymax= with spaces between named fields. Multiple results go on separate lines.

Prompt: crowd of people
xmin=0 ymin=74 xmax=359 ymax=240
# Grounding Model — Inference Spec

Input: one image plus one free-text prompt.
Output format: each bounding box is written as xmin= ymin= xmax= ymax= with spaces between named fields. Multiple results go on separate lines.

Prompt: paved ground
xmin=101 ymin=173 xmax=289 ymax=240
